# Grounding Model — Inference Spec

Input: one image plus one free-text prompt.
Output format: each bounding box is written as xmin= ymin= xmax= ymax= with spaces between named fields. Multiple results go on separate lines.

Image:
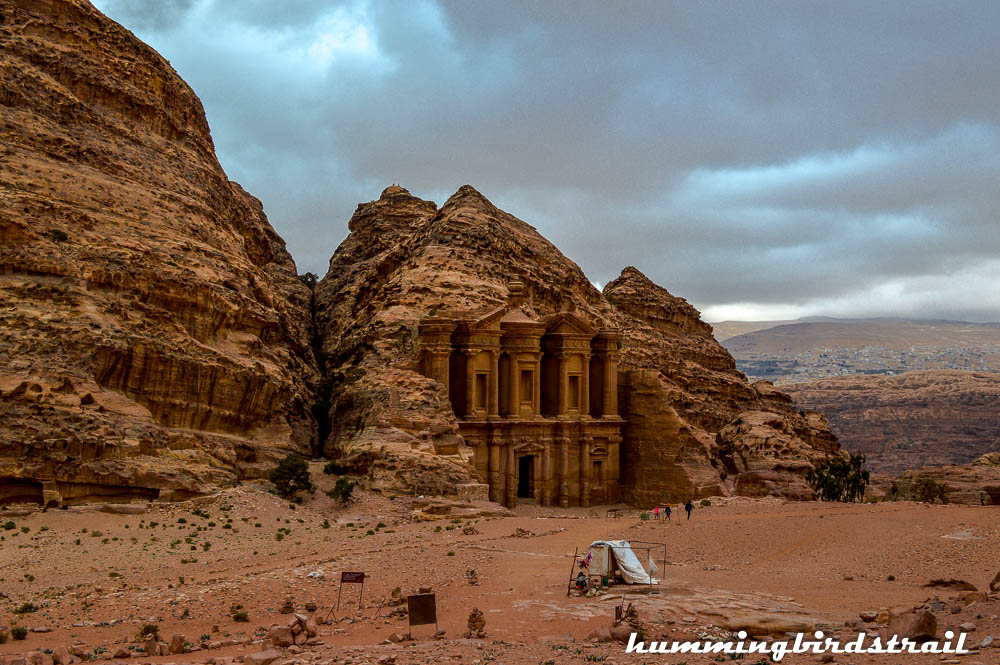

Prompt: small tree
xmin=326 ymin=477 xmax=355 ymax=504
xmin=890 ymin=477 xmax=949 ymax=504
xmin=269 ymin=454 xmax=313 ymax=499
xmin=806 ymin=453 xmax=870 ymax=502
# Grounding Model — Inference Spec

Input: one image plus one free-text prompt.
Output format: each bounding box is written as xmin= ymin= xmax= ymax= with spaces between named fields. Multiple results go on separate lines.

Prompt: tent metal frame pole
xmin=567 ymin=546 xmax=579 ymax=597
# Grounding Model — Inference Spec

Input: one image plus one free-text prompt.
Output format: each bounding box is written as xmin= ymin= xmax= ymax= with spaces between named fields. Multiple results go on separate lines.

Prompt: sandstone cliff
xmin=605 ymin=268 xmax=840 ymax=503
xmin=785 ymin=370 xmax=1000 ymax=474
xmin=0 ymin=0 xmax=318 ymax=505
xmin=889 ymin=453 xmax=1000 ymax=506
xmin=315 ymin=185 xmax=841 ymax=500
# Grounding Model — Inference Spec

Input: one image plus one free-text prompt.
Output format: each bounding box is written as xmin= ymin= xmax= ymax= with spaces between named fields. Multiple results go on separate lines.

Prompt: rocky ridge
xmin=315 ymin=186 xmax=841 ymax=501
xmin=785 ymin=370 xmax=1000 ymax=474
xmin=0 ymin=0 xmax=318 ymax=505
xmin=2 ymin=1 xmax=840 ymax=506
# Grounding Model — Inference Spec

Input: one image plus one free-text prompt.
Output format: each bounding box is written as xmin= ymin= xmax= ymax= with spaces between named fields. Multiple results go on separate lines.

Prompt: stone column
xmin=580 ymin=352 xmax=590 ymax=416
xmin=601 ymin=354 xmax=618 ymax=417
xmin=505 ymin=443 xmax=516 ymax=508
xmin=557 ymin=436 xmax=570 ymax=508
xmin=425 ymin=348 xmax=450 ymax=392
xmin=463 ymin=349 xmax=477 ymax=417
xmin=532 ymin=355 xmax=541 ymax=416
xmin=608 ymin=434 xmax=621 ymax=503
xmin=533 ymin=454 xmax=543 ymax=505
xmin=508 ymin=354 xmax=520 ymax=418
xmin=580 ymin=436 xmax=592 ymax=507
xmin=488 ymin=440 xmax=501 ymax=503
xmin=556 ymin=352 xmax=569 ymax=416
xmin=487 ymin=350 xmax=499 ymax=417
xmin=541 ymin=438 xmax=553 ymax=506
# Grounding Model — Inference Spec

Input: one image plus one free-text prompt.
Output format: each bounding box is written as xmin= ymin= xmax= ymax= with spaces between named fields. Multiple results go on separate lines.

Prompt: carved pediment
xmin=514 ymin=440 xmax=546 ymax=455
xmin=544 ymin=312 xmax=597 ymax=337
xmin=472 ymin=306 xmax=506 ymax=330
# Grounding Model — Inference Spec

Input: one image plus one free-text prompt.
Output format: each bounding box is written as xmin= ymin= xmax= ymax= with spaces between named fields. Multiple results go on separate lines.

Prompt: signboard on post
xmin=406 ymin=593 xmax=437 ymax=637
xmin=335 ymin=571 xmax=366 ymax=613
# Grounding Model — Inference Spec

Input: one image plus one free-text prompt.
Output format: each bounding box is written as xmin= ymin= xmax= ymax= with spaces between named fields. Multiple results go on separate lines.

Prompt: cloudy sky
xmin=93 ymin=0 xmax=1000 ymax=322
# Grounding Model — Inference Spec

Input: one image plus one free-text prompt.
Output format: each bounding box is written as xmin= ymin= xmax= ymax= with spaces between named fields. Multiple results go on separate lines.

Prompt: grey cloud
xmin=90 ymin=0 xmax=1000 ymax=321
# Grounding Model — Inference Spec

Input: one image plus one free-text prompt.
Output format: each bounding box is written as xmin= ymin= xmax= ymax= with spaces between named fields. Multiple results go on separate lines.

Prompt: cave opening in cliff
xmin=0 ymin=479 xmax=44 ymax=506
xmin=517 ymin=455 xmax=535 ymax=498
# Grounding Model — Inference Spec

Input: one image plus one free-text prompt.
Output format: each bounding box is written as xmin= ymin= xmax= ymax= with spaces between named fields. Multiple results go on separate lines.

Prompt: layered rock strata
xmin=0 ymin=0 xmax=318 ymax=504
xmin=785 ymin=370 xmax=1000 ymax=474
xmin=315 ymin=186 xmax=841 ymax=501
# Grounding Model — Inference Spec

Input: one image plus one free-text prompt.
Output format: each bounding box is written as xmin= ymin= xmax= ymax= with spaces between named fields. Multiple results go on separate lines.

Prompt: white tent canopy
xmin=587 ymin=540 xmax=659 ymax=584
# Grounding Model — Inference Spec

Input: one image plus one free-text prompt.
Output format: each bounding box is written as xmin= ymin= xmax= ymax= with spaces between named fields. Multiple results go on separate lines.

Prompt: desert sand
xmin=1 ymin=464 xmax=997 ymax=665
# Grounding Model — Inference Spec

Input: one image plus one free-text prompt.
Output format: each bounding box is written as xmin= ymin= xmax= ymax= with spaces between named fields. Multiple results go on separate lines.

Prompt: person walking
xmin=664 ymin=504 xmax=671 ymax=521
xmin=684 ymin=499 xmax=693 ymax=520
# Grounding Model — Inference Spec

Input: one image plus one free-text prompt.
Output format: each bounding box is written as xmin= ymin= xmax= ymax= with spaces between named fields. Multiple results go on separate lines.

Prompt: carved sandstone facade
xmin=418 ymin=283 xmax=623 ymax=508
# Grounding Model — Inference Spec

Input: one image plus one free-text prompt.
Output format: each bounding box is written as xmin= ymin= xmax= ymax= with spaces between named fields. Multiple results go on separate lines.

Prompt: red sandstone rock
xmin=315 ymin=185 xmax=841 ymax=501
xmin=0 ymin=0 xmax=318 ymax=504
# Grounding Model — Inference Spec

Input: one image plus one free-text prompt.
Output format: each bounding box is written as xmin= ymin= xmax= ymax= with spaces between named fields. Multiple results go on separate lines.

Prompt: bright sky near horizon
xmin=93 ymin=0 xmax=1000 ymax=323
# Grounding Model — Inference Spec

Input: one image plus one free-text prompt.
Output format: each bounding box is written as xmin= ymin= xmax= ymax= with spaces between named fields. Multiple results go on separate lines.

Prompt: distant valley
xmin=711 ymin=317 xmax=1000 ymax=473
xmin=717 ymin=318 xmax=1000 ymax=384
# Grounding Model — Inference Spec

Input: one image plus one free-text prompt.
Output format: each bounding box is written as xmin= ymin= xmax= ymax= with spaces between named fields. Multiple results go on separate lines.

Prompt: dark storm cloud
xmin=91 ymin=0 xmax=1000 ymax=321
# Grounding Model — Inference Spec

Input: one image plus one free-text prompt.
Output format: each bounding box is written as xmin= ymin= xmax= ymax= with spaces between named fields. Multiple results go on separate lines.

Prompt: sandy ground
xmin=1 ymin=467 xmax=998 ymax=665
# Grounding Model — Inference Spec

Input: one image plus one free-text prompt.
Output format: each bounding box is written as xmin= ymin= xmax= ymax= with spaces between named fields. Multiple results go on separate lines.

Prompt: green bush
xmin=1 ymin=521 xmax=14 ymax=530
xmin=806 ymin=453 xmax=870 ymax=502
xmin=699 ymin=499 xmax=711 ymax=507
xmin=269 ymin=454 xmax=313 ymax=499
xmin=10 ymin=625 xmax=27 ymax=640
xmin=137 ymin=623 xmax=159 ymax=641
xmin=326 ymin=476 xmax=355 ymax=504
xmin=49 ymin=229 xmax=68 ymax=242
xmin=12 ymin=602 xmax=38 ymax=615
xmin=890 ymin=477 xmax=949 ymax=504
xmin=232 ymin=610 xmax=249 ymax=622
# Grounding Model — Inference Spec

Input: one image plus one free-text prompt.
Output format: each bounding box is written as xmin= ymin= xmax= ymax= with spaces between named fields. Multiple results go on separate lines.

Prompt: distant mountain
xmin=709 ymin=317 xmax=840 ymax=341
xmin=785 ymin=370 xmax=1000 ymax=474
xmin=720 ymin=318 xmax=1000 ymax=384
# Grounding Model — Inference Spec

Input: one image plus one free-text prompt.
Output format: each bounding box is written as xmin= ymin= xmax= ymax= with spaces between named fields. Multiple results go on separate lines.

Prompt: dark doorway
xmin=517 ymin=455 xmax=534 ymax=497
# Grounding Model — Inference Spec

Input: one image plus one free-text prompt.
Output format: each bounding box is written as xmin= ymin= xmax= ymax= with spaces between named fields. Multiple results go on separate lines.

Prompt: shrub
xmin=10 ymin=625 xmax=27 ymax=640
xmin=806 ymin=453 xmax=870 ymax=502
xmin=0 ymin=629 xmax=7 ymax=643
xmin=269 ymin=454 xmax=313 ymax=499
xmin=137 ymin=623 xmax=159 ymax=640
xmin=12 ymin=602 xmax=38 ymax=615
xmin=699 ymin=499 xmax=711 ymax=507
xmin=1 ymin=521 xmax=14 ymax=530
xmin=326 ymin=477 xmax=355 ymax=504
xmin=49 ymin=229 xmax=68 ymax=242
xmin=890 ymin=477 xmax=949 ymax=504
xmin=232 ymin=610 xmax=249 ymax=622
xmin=297 ymin=272 xmax=317 ymax=289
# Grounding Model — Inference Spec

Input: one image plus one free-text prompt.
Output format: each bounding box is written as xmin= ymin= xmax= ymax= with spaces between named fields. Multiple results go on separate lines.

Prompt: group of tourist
xmin=651 ymin=499 xmax=694 ymax=521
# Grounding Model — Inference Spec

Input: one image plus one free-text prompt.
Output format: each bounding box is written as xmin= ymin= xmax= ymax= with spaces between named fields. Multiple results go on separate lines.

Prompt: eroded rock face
xmin=892 ymin=453 xmax=1000 ymax=505
xmin=0 ymin=0 xmax=318 ymax=504
xmin=606 ymin=268 xmax=840 ymax=503
xmin=316 ymin=186 xmax=841 ymax=500
xmin=785 ymin=370 xmax=1000 ymax=474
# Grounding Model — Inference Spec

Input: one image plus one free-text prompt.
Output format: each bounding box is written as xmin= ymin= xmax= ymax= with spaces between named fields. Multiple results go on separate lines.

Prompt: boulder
xmin=244 ymin=651 xmax=282 ymax=665
xmin=268 ymin=624 xmax=294 ymax=647
xmin=886 ymin=610 xmax=937 ymax=642
xmin=610 ymin=625 xmax=634 ymax=644
xmin=169 ymin=633 xmax=186 ymax=654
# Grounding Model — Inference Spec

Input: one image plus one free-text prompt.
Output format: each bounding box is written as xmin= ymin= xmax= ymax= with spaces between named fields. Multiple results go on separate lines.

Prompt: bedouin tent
xmin=587 ymin=540 xmax=659 ymax=584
